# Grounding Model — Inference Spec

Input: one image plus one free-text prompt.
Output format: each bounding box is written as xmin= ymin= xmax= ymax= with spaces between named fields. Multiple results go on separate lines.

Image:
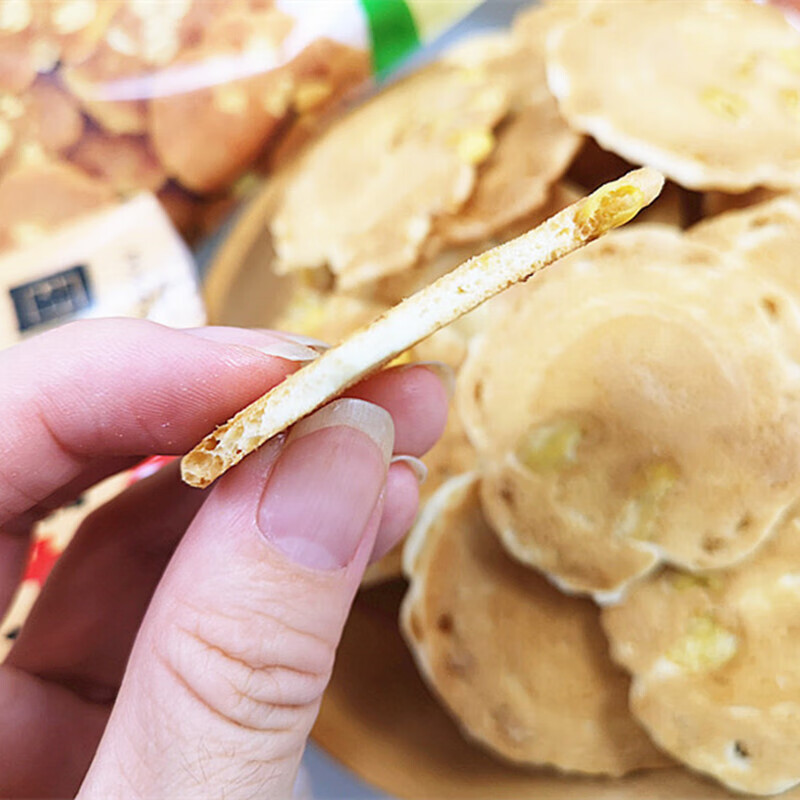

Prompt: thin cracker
xmin=547 ymin=0 xmax=800 ymax=191
xmin=602 ymin=513 xmax=800 ymax=795
xmin=458 ymin=226 xmax=800 ymax=597
xmin=400 ymin=474 xmax=668 ymax=775
xmin=181 ymin=167 xmax=664 ymax=488
xmin=270 ymin=61 xmax=510 ymax=290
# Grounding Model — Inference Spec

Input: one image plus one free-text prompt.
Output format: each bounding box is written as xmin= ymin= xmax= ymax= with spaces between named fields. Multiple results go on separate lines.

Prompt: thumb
xmin=78 ymin=398 xmax=394 ymax=800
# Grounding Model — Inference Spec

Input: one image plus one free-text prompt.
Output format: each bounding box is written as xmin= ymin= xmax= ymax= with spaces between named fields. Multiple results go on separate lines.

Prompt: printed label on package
xmin=9 ymin=264 xmax=93 ymax=333
xmin=0 ymin=194 xmax=206 ymax=350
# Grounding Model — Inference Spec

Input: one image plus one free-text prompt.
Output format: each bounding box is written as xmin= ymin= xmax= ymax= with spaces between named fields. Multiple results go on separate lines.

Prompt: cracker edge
xmin=182 ymin=167 xmax=664 ymax=488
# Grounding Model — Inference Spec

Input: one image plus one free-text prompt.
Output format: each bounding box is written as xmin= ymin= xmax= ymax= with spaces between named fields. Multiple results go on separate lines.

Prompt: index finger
xmin=0 ymin=318 xmax=298 ymax=533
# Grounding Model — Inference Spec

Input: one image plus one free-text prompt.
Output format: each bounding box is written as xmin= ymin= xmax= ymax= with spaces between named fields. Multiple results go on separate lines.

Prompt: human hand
xmin=0 ymin=318 xmax=449 ymax=798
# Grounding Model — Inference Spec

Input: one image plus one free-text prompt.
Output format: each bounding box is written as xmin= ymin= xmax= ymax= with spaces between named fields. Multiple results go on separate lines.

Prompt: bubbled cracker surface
xmin=401 ymin=475 xmax=668 ymax=776
xmin=434 ymin=19 xmax=581 ymax=245
xmin=270 ymin=61 xmax=511 ymax=290
xmin=547 ymin=0 xmax=800 ymax=191
xmin=689 ymin=192 xmax=800 ymax=297
xmin=457 ymin=227 xmax=800 ymax=597
xmin=602 ymin=514 xmax=800 ymax=795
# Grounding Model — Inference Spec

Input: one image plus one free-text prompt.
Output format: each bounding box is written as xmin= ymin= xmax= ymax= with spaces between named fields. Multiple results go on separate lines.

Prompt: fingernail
xmin=184 ymin=326 xmax=321 ymax=362
xmin=255 ymin=339 xmax=322 ymax=362
xmin=258 ymin=398 xmax=394 ymax=570
xmin=400 ymin=361 xmax=456 ymax=400
xmin=391 ymin=455 xmax=428 ymax=485
xmin=271 ymin=330 xmax=330 ymax=351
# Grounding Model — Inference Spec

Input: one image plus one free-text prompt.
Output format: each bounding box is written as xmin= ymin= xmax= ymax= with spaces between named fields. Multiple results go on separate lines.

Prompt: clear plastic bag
xmin=0 ymin=0 xmax=479 ymax=250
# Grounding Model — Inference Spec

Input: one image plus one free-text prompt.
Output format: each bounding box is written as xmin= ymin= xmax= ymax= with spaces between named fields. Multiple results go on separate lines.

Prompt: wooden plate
xmin=206 ymin=183 xmax=799 ymax=800
xmin=313 ymin=582 xmax=771 ymax=800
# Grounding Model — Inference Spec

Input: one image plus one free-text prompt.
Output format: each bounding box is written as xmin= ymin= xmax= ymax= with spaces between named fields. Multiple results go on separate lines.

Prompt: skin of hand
xmin=0 ymin=318 xmax=450 ymax=799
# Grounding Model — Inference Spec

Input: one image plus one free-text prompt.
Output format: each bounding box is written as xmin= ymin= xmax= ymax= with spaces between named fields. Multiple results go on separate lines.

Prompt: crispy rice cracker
xmin=458 ymin=226 xmax=800 ymax=597
xmin=182 ymin=169 xmax=663 ymax=488
xmin=373 ymin=182 xmax=582 ymax=306
xmin=689 ymin=192 xmax=800 ymax=297
xmin=400 ymin=474 xmax=668 ymax=775
xmin=547 ymin=0 xmax=800 ymax=191
xmin=270 ymin=61 xmax=510 ymax=291
xmin=434 ymin=24 xmax=581 ymax=244
xmin=602 ymin=513 xmax=800 ymax=795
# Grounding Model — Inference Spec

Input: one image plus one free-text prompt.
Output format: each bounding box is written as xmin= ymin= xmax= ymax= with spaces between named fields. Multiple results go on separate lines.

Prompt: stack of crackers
xmin=0 ymin=0 xmax=369 ymax=250
xmin=217 ymin=0 xmax=800 ymax=795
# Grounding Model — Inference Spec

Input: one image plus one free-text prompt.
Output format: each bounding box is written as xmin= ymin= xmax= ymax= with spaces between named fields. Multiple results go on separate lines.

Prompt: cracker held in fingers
xmin=181 ymin=168 xmax=664 ymax=489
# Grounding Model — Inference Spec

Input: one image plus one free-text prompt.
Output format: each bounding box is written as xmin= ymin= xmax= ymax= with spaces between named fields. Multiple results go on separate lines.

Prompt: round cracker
xmin=602 ymin=513 xmax=800 ymax=795
xmin=435 ymin=25 xmax=581 ymax=244
xmin=458 ymin=226 xmax=800 ymax=597
xmin=270 ymin=61 xmax=510 ymax=291
xmin=401 ymin=474 xmax=668 ymax=776
xmin=689 ymin=193 xmax=800 ymax=365
xmin=148 ymin=4 xmax=299 ymax=194
xmin=547 ymin=0 xmax=800 ymax=191
xmin=689 ymin=192 xmax=800 ymax=297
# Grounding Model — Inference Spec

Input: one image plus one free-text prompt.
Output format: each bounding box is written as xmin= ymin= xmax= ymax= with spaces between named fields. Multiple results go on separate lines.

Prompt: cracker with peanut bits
xmin=458 ymin=226 xmax=800 ymax=599
xmin=546 ymin=0 xmax=800 ymax=191
xmin=433 ymin=17 xmax=581 ymax=245
xmin=602 ymin=513 xmax=800 ymax=795
xmin=689 ymin=192 xmax=800 ymax=297
xmin=182 ymin=168 xmax=663 ymax=488
xmin=401 ymin=474 xmax=669 ymax=775
xmin=270 ymin=60 xmax=511 ymax=291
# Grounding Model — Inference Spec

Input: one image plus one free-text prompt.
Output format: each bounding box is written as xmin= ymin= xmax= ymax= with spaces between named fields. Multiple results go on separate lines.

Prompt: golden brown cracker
xmin=183 ymin=169 xmax=663 ymax=488
xmin=149 ymin=72 xmax=282 ymax=194
xmin=602 ymin=513 xmax=800 ymax=795
xmin=689 ymin=192 xmax=800 ymax=296
xmin=401 ymin=474 xmax=668 ymax=776
xmin=435 ymin=22 xmax=580 ymax=245
xmin=270 ymin=61 xmax=510 ymax=291
xmin=547 ymin=0 xmax=800 ymax=191
xmin=458 ymin=226 xmax=800 ymax=597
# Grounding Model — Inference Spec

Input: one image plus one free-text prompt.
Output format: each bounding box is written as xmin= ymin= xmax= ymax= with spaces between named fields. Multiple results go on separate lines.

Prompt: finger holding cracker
xmin=182 ymin=167 xmax=664 ymax=489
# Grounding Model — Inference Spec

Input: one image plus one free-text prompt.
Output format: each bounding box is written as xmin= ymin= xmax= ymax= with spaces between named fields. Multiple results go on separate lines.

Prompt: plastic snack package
xmin=0 ymin=192 xmax=205 ymax=656
xmin=0 ymin=0 xmax=482 ymax=250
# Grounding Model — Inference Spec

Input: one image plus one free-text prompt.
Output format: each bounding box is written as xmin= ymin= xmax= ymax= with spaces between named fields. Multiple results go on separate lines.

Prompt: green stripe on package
xmin=360 ymin=0 xmax=482 ymax=76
